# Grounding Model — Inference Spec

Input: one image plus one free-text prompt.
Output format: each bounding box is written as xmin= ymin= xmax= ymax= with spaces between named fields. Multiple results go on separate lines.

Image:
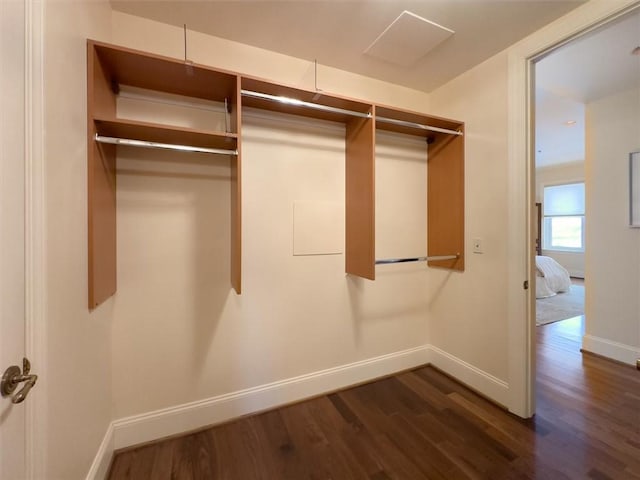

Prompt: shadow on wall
xmin=346 ymin=268 xmax=458 ymax=347
xmin=115 ymin=146 xmax=232 ymax=374
xmin=346 ymin=270 xmax=433 ymax=346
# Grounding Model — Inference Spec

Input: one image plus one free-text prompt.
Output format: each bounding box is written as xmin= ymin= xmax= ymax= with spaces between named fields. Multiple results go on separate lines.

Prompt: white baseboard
xmin=112 ymin=345 xmax=431 ymax=450
xmin=427 ymin=345 xmax=510 ymax=407
xmin=89 ymin=344 xmax=509 ymax=478
xmin=85 ymin=422 xmax=114 ymax=480
xmin=582 ymin=334 xmax=640 ymax=366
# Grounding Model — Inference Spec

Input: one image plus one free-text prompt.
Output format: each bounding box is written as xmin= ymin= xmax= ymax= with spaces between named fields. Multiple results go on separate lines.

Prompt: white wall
xmin=583 ymin=86 xmax=640 ymax=365
xmin=43 ymin=1 xmax=113 ymax=478
xmin=109 ymin=14 xmax=447 ymax=423
xmin=535 ymin=161 xmax=585 ymax=277
xmin=113 ymin=109 xmax=434 ymax=418
xmin=427 ymin=52 xmax=511 ymax=385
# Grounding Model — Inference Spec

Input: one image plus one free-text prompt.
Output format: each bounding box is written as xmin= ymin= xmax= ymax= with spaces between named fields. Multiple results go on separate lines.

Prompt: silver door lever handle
xmin=1 ymin=358 xmax=38 ymax=404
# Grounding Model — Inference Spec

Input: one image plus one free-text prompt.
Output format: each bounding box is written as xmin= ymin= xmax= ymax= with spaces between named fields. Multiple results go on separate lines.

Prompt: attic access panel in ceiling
xmin=364 ymin=10 xmax=454 ymax=67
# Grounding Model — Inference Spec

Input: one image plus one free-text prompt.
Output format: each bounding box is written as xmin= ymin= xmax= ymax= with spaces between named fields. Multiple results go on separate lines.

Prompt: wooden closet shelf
xmin=91 ymin=41 xmax=238 ymax=103
xmin=375 ymin=105 xmax=463 ymax=141
xmin=94 ymin=118 xmax=238 ymax=150
xmin=241 ymin=77 xmax=372 ymax=124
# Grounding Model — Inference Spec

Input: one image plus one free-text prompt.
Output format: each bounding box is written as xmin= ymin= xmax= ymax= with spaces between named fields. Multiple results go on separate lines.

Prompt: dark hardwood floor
xmin=109 ymin=317 xmax=640 ymax=479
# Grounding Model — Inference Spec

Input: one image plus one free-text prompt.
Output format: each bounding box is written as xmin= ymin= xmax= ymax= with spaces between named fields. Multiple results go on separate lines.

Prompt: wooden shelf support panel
xmin=427 ymin=126 xmax=465 ymax=271
xmin=345 ymin=110 xmax=376 ymax=280
xmin=88 ymin=41 xmax=118 ymax=309
xmin=230 ymin=76 xmax=242 ymax=294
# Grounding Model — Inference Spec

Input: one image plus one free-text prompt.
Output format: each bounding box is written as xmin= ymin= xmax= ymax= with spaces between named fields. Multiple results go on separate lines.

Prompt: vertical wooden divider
xmin=230 ymin=75 xmax=242 ymax=294
xmin=427 ymin=126 xmax=465 ymax=271
xmin=88 ymin=43 xmax=118 ymax=309
xmin=345 ymin=107 xmax=376 ymax=279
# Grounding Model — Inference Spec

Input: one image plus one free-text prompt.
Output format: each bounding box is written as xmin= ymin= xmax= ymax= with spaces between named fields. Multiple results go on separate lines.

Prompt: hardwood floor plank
xmin=250 ymin=409 xmax=309 ymax=479
xmin=148 ymin=439 xmax=176 ymax=479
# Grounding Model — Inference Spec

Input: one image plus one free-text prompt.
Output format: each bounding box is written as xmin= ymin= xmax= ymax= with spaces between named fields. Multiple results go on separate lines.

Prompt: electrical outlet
xmin=473 ymin=238 xmax=483 ymax=254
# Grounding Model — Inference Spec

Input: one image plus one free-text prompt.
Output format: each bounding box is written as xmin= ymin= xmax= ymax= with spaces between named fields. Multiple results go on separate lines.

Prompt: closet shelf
xmin=91 ymin=40 xmax=238 ymax=104
xmin=241 ymin=77 xmax=372 ymax=124
xmin=93 ymin=117 xmax=238 ymax=151
xmin=375 ymin=105 xmax=463 ymax=142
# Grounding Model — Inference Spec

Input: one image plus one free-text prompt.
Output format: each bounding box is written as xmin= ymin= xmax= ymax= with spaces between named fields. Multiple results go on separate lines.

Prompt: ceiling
xmin=109 ymin=0 xmax=638 ymax=170
xmin=110 ymin=0 xmax=586 ymax=93
xmin=535 ymin=8 xmax=640 ymax=168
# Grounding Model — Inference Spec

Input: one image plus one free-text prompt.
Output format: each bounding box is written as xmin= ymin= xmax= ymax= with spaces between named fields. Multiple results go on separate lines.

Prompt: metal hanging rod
xmin=376 ymin=116 xmax=463 ymax=136
xmin=375 ymin=253 xmax=460 ymax=265
xmin=239 ymin=90 xmax=462 ymax=137
xmin=241 ymin=90 xmax=372 ymax=119
xmin=95 ymin=135 xmax=238 ymax=156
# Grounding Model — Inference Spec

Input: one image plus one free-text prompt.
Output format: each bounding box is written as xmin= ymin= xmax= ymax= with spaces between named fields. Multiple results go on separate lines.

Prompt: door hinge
xmin=523 ymin=280 xmax=529 ymax=290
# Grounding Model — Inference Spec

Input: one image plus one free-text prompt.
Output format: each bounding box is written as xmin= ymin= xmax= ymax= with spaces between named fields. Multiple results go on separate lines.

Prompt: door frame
xmin=24 ymin=0 xmax=46 ymax=478
xmin=506 ymin=0 xmax=640 ymax=417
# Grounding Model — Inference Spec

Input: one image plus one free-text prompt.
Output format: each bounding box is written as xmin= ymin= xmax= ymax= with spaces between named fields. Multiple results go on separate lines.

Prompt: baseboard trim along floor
xmin=87 ymin=344 xmax=509 ymax=479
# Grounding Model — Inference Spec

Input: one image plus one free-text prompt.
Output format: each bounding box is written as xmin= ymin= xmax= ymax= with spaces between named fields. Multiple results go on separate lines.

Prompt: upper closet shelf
xmin=241 ymin=77 xmax=372 ymax=124
xmin=375 ymin=105 xmax=463 ymax=142
xmin=91 ymin=40 xmax=238 ymax=104
xmin=241 ymin=90 xmax=371 ymax=120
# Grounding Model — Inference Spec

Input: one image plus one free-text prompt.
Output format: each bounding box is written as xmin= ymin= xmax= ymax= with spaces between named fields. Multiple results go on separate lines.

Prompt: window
xmin=543 ymin=182 xmax=585 ymax=252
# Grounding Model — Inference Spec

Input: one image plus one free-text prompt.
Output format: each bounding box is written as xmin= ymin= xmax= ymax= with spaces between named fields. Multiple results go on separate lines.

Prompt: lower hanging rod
xmin=95 ymin=135 xmax=238 ymax=156
xmin=241 ymin=89 xmax=372 ymax=119
xmin=376 ymin=116 xmax=463 ymax=136
xmin=375 ymin=253 xmax=460 ymax=265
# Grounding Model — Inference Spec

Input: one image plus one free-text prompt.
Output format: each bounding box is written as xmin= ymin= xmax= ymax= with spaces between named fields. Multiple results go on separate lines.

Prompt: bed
xmin=536 ymin=255 xmax=571 ymax=299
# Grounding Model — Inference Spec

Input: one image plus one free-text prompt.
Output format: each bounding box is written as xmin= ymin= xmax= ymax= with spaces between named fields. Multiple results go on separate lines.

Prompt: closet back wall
xmin=108 ymin=12 xmax=447 ymax=425
xmin=113 ymin=105 xmax=433 ymax=419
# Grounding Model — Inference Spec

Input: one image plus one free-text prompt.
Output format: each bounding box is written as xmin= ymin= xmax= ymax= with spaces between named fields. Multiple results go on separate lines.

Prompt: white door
xmin=0 ymin=0 xmax=27 ymax=478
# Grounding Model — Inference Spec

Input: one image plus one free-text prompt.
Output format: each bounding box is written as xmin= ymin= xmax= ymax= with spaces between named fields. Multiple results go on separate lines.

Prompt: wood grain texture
xmin=90 ymin=40 xmax=238 ymax=104
xmin=108 ymin=316 xmax=640 ymax=479
xmin=345 ymin=111 xmax=375 ymax=280
xmin=88 ymin=42 xmax=117 ymax=309
xmin=427 ymin=126 xmax=465 ymax=271
xmin=230 ymin=76 xmax=242 ymax=294
xmin=94 ymin=118 xmax=238 ymax=150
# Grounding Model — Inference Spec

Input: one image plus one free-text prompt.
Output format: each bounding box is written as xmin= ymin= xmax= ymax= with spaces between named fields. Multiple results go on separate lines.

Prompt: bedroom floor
xmin=536 ymin=277 xmax=585 ymax=326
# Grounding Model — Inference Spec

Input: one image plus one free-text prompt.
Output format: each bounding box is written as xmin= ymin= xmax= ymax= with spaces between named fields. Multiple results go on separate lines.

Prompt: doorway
xmin=525 ymin=3 xmax=640 ymax=415
xmin=505 ymin=0 xmax=640 ymax=419
xmin=533 ymin=6 xmax=640 ymax=343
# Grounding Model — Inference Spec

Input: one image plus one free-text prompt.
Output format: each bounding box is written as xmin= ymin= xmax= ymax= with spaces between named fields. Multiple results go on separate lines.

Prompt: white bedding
xmin=535 ymin=255 xmax=571 ymax=299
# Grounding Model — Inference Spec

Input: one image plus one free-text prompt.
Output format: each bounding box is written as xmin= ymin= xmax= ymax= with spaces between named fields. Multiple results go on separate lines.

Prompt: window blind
xmin=543 ymin=183 xmax=585 ymax=216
